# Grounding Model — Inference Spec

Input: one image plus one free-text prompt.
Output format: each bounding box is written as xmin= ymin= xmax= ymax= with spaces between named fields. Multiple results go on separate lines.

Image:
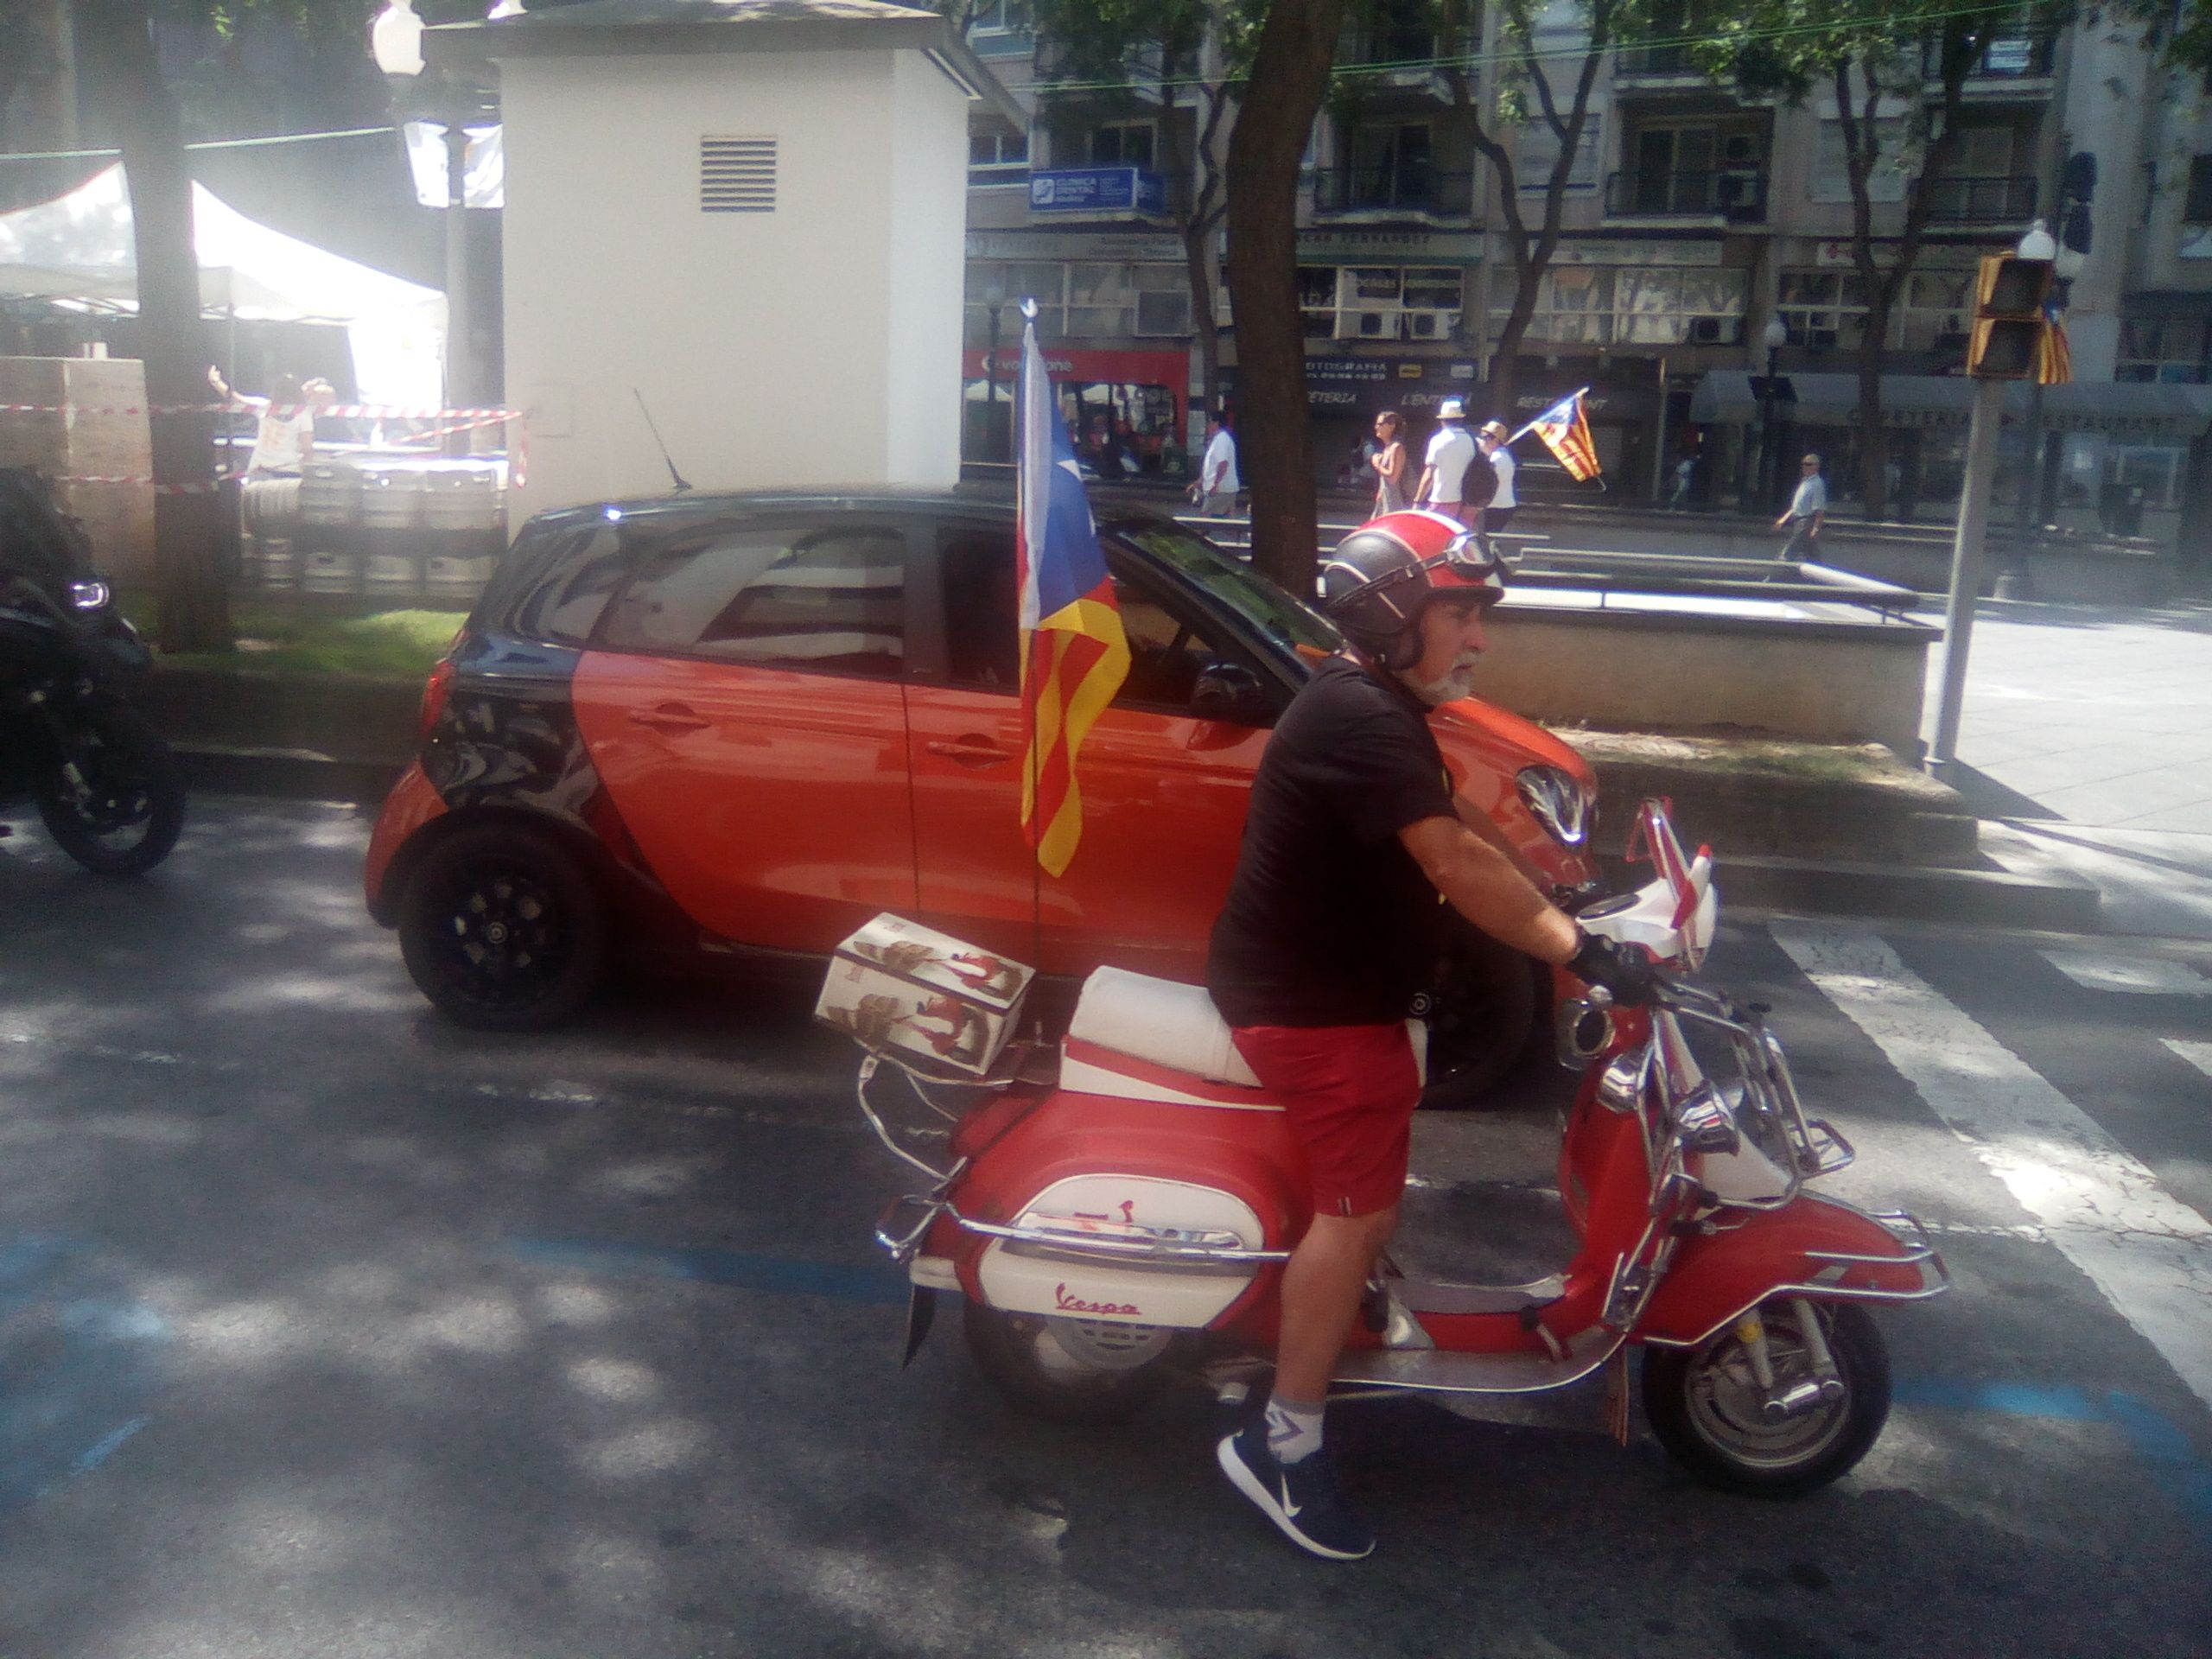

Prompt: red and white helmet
xmin=1318 ymin=510 xmax=1505 ymax=670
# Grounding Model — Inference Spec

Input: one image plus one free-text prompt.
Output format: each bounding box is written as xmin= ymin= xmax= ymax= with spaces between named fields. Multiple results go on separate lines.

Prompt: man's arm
xmin=1399 ymin=815 xmax=1578 ymax=966
xmin=1414 ymin=464 xmax=1435 ymax=505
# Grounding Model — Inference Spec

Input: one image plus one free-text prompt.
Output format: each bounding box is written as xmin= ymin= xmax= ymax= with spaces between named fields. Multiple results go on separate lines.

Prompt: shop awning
xmin=1690 ymin=371 xmax=2212 ymax=438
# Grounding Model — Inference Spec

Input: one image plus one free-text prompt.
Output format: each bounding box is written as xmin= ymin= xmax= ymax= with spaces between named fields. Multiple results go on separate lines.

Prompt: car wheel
xmin=398 ymin=824 xmax=607 ymax=1031
xmin=1420 ymin=921 xmax=1545 ymax=1110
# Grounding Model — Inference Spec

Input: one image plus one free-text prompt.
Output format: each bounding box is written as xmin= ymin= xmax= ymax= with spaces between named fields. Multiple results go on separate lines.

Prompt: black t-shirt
xmin=1207 ymin=655 xmax=1456 ymax=1027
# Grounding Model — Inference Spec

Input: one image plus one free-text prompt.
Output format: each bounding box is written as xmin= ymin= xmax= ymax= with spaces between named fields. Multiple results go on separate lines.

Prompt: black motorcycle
xmin=0 ymin=471 xmax=185 ymax=877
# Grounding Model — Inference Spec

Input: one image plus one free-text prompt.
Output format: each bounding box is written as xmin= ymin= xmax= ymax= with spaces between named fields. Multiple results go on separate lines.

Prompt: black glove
xmin=1567 ymin=931 xmax=1663 ymax=1008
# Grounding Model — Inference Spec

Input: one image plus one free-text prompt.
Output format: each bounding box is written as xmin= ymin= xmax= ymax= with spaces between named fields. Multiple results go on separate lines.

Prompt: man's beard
xmin=1401 ymin=649 xmax=1484 ymax=707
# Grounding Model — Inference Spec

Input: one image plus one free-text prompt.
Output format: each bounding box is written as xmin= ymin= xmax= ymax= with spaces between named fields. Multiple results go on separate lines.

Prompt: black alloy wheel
xmin=34 ymin=705 xmax=187 ymax=877
xmin=1419 ymin=919 xmax=1546 ymax=1109
xmin=397 ymin=824 xmax=608 ymax=1032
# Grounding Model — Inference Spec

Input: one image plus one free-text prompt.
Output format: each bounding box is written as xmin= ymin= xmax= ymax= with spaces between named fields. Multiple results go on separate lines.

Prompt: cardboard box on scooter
xmin=815 ymin=914 xmax=1035 ymax=1080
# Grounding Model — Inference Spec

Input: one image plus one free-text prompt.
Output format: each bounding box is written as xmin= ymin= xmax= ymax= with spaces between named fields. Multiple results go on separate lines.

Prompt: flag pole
xmin=1504 ymin=385 xmax=1590 ymax=448
xmin=1016 ymin=297 xmax=1046 ymax=990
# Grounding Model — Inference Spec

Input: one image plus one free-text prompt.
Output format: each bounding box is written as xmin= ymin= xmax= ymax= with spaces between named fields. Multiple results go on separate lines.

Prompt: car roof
xmin=517 ymin=481 xmax=1188 ymax=537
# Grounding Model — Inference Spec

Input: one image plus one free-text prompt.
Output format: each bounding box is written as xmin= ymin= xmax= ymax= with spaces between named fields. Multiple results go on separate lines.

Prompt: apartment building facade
xmin=958 ymin=3 xmax=2212 ymax=541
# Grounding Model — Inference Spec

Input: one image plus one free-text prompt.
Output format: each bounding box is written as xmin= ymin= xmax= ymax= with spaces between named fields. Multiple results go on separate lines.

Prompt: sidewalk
xmin=1948 ymin=598 xmax=2212 ymax=938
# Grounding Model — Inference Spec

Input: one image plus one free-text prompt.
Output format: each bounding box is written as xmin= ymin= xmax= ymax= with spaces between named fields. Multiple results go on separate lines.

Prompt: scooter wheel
xmin=1643 ymin=1300 xmax=1891 ymax=1498
xmin=962 ymin=1300 xmax=1175 ymax=1427
xmin=35 ymin=706 xmax=186 ymax=877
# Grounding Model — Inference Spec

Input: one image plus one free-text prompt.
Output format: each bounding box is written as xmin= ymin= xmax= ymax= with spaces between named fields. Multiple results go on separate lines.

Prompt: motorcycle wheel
xmin=1643 ymin=1300 xmax=1891 ymax=1498
xmin=34 ymin=706 xmax=186 ymax=877
xmin=397 ymin=824 xmax=607 ymax=1032
xmin=962 ymin=1300 xmax=1176 ymax=1426
xmin=1420 ymin=923 xmax=1544 ymax=1109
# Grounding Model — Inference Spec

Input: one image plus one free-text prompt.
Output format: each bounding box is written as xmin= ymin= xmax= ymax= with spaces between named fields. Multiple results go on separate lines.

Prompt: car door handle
xmin=628 ymin=702 xmax=713 ymax=734
xmin=925 ymin=736 xmax=1014 ymax=766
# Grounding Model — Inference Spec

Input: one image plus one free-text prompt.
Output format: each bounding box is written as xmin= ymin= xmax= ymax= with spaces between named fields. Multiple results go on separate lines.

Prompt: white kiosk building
xmin=428 ymin=0 xmax=1018 ymax=514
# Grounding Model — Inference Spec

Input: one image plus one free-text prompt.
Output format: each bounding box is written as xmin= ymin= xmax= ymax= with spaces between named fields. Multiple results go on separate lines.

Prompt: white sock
xmin=1263 ymin=1395 xmax=1325 ymax=1465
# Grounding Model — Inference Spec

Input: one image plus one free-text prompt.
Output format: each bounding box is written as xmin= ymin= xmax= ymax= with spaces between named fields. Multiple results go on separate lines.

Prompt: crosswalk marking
xmin=1775 ymin=923 xmax=2212 ymax=1417
xmin=2162 ymin=1039 xmax=2212 ymax=1083
xmin=2041 ymin=950 xmax=2212 ymax=997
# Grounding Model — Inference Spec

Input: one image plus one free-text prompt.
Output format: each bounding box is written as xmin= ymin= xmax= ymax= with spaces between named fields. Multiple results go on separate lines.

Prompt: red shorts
xmin=1230 ymin=1022 xmax=1422 ymax=1218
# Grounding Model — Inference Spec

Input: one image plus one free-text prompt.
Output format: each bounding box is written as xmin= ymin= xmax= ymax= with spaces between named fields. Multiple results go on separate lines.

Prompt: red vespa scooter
xmin=838 ymin=802 xmax=1949 ymax=1496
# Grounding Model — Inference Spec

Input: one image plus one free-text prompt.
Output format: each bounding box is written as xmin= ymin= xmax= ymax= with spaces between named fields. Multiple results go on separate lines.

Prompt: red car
xmin=365 ymin=491 xmax=1599 ymax=1103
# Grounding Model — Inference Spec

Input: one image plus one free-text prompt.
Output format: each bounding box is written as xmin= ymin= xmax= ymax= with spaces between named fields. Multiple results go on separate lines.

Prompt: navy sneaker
xmin=1216 ymin=1421 xmax=1375 ymax=1560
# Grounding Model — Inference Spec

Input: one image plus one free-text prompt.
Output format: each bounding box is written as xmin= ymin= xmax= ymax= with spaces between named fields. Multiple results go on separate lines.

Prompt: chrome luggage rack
xmin=1662 ymin=982 xmax=1859 ymax=1208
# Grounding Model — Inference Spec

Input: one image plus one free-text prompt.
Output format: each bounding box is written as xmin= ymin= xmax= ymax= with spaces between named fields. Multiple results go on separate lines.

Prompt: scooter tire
xmin=1643 ymin=1300 xmax=1891 ymax=1498
xmin=34 ymin=706 xmax=186 ymax=877
xmin=962 ymin=1300 xmax=1175 ymax=1427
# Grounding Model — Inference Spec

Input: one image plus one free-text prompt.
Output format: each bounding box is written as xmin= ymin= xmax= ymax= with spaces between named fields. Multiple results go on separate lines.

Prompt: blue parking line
xmin=1897 ymin=1374 xmax=2212 ymax=1529
xmin=505 ymin=1235 xmax=909 ymax=1306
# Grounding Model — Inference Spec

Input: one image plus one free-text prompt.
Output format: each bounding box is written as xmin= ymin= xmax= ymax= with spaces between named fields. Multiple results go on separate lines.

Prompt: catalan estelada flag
xmin=1016 ymin=302 xmax=1129 ymax=877
xmin=1522 ymin=387 xmax=1602 ymax=481
xmin=2037 ymin=304 xmax=2073 ymax=386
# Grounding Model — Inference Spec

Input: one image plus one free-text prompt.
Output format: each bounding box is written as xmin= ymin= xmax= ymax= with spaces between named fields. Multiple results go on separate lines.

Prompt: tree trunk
xmin=1486 ymin=261 xmax=1543 ymax=428
xmin=76 ymin=0 xmax=231 ymax=653
xmin=1184 ymin=220 xmax=1222 ymax=442
xmin=1225 ymin=0 xmax=1343 ymax=595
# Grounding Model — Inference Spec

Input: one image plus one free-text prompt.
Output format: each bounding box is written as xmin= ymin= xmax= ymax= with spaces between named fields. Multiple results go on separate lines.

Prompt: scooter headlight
xmin=1517 ymin=765 xmax=1592 ymax=849
xmin=67 ymin=579 xmax=110 ymax=613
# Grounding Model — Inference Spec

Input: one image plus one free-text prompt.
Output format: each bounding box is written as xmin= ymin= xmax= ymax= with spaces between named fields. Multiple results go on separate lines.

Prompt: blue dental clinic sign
xmin=1029 ymin=168 xmax=1167 ymax=215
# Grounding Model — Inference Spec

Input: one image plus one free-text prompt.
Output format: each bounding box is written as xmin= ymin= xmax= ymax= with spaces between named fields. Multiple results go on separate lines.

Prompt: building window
xmin=1089 ymin=122 xmax=1155 ymax=169
xmin=1777 ymin=267 xmax=1971 ymax=354
xmin=1500 ymin=265 xmax=1745 ymax=346
xmin=1299 ymin=265 xmax=1464 ymax=340
xmin=2185 ymin=156 xmax=2212 ymax=224
xmin=2117 ymin=319 xmax=2209 ymax=384
xmin=1344 ymin=122 xmax=1433 ymax=208
xmin=966 ymin=0 xmax=1031 ymax=34
xmin=969 ymin=129 xmax=1029 ymax=183
xmin=964 ymin=260 xmax=1190 ymax=341
xmin=1516 ymin=114 xmax=1602 ymax=191
xmin=1812 ymin=118 xmax=1907 ymax=204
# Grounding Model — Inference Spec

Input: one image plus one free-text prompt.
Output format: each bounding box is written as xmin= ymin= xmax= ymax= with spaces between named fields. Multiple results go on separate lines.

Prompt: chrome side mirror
xmin=1595 ymin=1042 xmax=1653 ymax=1113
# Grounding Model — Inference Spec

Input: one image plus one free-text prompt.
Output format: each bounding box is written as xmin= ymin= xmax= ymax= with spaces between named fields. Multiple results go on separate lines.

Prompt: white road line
xmin=2161 ymin=1039 xmax=2212 ymax=1083
xmin=1774 ymin=923 xmax=2212 ymax=1416
xmin=2042 ymin=949 xmax=2212 ymax=997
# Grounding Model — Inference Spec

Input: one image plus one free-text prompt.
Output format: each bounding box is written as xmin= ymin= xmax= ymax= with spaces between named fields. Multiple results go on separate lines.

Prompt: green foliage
xmin=1027 ymin=0 xmax=1268 ymax=84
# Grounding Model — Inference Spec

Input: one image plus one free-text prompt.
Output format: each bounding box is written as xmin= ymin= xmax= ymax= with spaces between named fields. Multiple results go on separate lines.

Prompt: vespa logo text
xmin=1054 ymin=1283 xmax=1141 ymax=1318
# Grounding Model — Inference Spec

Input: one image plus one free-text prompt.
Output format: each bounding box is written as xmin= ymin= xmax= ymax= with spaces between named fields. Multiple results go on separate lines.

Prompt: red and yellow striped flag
xmin=1526 ymin=389 xmax=1602 ymax=481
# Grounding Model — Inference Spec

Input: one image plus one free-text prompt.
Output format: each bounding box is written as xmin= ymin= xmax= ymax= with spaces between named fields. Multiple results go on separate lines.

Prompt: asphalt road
xmin=2 ymin=795 xmax=2208 ymax=1659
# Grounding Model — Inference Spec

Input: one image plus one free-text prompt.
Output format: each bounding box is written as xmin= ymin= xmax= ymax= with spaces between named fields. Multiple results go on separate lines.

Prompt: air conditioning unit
xmin=1404 ymin=310 xmax=1450 ymax=340
xmin=1135 ymin=289 xmax=1193 ymax=336
xmin=1340 ymin=310 xmax=1400 ymax=340
xmin=1811 ymin=327 xmax=1839 ymax=350
xmin=1688 ymin=316 xmax=1722 ymax=344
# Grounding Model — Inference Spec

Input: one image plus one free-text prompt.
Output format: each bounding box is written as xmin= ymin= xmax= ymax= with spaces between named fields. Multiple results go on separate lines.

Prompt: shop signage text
xmin=1549 ymin=239 xmax=1722 ymax=267
xmin=967 ymin=231 xmax=1185 ymax=263
xmin=1029 ymin=168 xmax=1168 ymax=215
xmin=1814 ymin=240 xmax=1986 ymax=270
xmin=1297 ymin=228 xmax=1484 ymax=263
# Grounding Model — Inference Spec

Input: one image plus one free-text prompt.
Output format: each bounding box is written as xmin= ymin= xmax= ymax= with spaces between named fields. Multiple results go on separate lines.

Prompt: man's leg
xmin=1272 ymin=1206 xmax=1400 ymax=1406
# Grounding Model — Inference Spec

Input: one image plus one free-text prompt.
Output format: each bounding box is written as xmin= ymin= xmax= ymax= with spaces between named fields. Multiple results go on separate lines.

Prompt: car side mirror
xmin=1190 ymin=659 xmax=1271 ymax=725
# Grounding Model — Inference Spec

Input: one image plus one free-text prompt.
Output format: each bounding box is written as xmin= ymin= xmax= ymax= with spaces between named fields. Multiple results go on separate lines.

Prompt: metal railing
xmin=1614 ymin=43 xmax=1705 ymax=77
xmin=1338 ymin=23 xmax=1463 ymax=67
xmin=1309 ymin=167 xmax=1477 ymax=217
xmin=1605 ymin=168 xmax=1767 ymax=220
xmin=1916 ymin=174 xmax=2036 ymax=223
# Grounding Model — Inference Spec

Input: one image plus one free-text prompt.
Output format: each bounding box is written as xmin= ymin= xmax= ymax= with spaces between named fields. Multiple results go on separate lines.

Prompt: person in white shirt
xmin=1774 ymin=452 xmax=1827 ymax=568
xmin=1196 ymin=414 xmax=1240 ymax=516
xmin=1475 ymin=420 xmax=1518 ymax=559
xmin=1414 ymin=399 xmax=1478 ymax=524
xmin=208 ymin=367 xmax=334 ymax=477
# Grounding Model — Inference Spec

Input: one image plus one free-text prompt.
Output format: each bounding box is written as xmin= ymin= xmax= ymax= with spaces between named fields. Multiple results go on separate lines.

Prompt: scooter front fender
xmin=1637 ymin=1192 xmax=1948 ymax=1350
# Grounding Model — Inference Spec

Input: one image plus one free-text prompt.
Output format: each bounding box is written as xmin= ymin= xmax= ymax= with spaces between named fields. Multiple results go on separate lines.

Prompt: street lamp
xmin=1758 ymin=314 xmax=1788 ymax=508
xmin=372 ymin=0 xmax=498 ymax=433
xmin=983 ymin=277 xmax=1007 ymax=463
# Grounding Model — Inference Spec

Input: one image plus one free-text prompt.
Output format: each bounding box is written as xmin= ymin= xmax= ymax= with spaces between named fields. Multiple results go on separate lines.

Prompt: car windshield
xmin=1108 ymin=518 xmax=1343 ymax=667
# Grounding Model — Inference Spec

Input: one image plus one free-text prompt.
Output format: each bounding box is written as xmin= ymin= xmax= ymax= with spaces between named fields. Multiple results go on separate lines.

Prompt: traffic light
xmin=1967 ymin=253 xmax=2054 ymax=378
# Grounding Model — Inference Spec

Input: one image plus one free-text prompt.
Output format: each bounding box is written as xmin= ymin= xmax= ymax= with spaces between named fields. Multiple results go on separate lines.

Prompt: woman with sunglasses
xmin=1367 ymin=410 xmax=1408 ymax=517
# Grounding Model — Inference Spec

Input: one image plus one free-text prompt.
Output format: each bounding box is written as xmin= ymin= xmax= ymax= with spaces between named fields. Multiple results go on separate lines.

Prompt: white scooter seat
xmin=1067 ymin=966 xmax=1262 ymax=1086
xmin=1065 ymin=967 xmax=1429 ymax=1098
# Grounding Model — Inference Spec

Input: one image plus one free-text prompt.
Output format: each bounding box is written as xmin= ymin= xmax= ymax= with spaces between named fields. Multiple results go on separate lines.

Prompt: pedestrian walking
xmin=1368 ymin=410 xmax=1408 ymax=518
xmin=1475 ymin=420 xmax=1517 ymax=559
xmin=1669 ymin=454 xmax=1695 ymax=510
xmin=1413 ymin=399 xmax=1480 ymax=524
xmin=1196 ymin=413 xmax=1240 ymax=517
xmin=1773 ymin=452 xmax=1827 ymax=569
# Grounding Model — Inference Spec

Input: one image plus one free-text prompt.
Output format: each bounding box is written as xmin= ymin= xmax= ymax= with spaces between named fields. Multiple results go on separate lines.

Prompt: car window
xmin=938 ymin=527 xmax=1020 ymax=691
xmin=1108 ymin=518 xmax=1343 ymax=661
xmin=512 ymin=523 xmax=624 ymax=645
xmin=934 ymin=523 xmax=1238 ymax=713
xmin=600 ymin=523 xmax=905 ymax=677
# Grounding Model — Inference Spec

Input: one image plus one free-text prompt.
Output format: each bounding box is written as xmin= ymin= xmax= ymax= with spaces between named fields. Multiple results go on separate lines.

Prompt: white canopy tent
xmin=0 ymin=164 xmax=448 ymax=408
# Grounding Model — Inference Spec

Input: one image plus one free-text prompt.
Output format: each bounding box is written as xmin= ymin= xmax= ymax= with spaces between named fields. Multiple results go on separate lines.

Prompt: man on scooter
xmin=1205 ymin=509 xmax=1659 ymax=1560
